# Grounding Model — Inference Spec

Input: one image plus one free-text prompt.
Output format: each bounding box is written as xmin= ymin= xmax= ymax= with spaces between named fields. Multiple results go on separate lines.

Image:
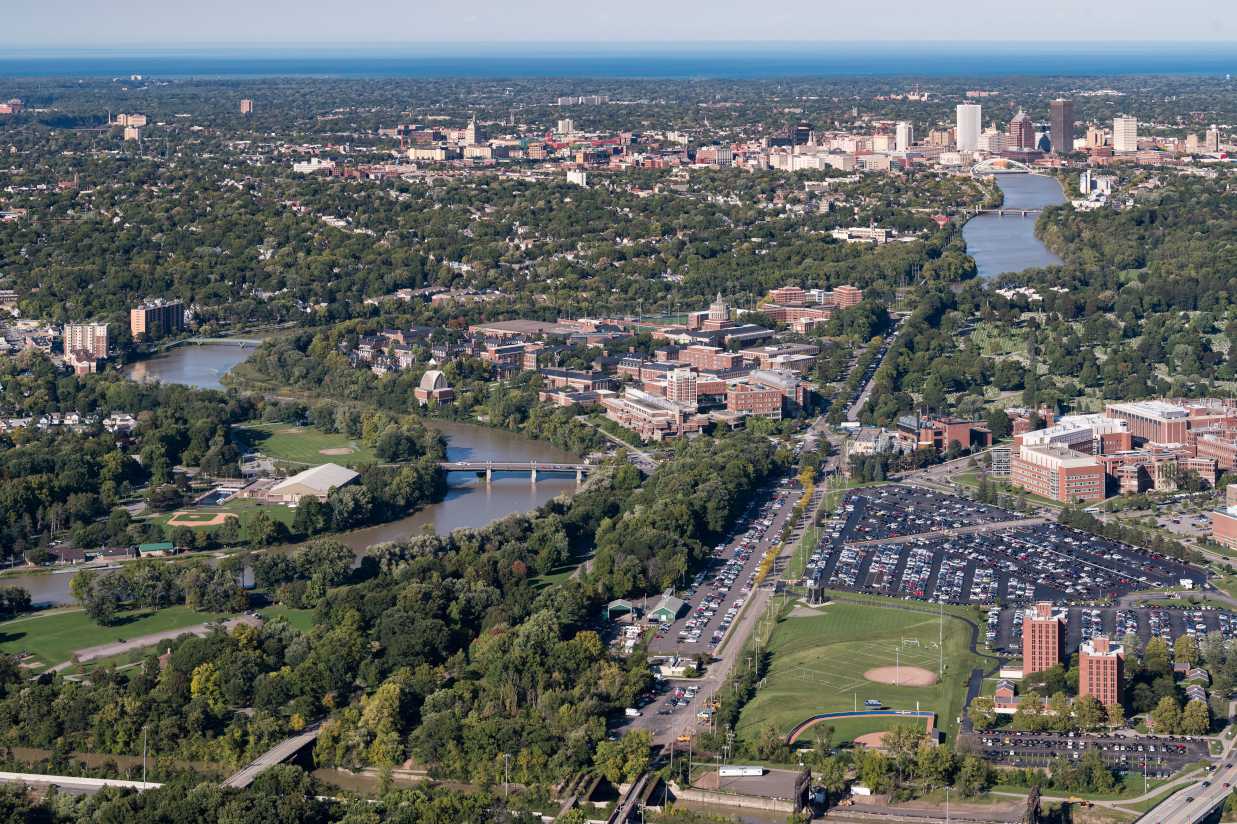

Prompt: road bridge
xmin=157 ymin=337 xmax=264 ymax=350
xmin=975 ymin=209 xmax=1044 ymax=216
xmin=220 ymin=721 xmax=324 ymax=788
xmin=440 ymin=461 xmax=595 ymax=482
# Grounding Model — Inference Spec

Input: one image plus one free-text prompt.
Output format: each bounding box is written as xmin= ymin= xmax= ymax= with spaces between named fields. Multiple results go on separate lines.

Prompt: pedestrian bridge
xmin=440 ymin=461 xmax=596 ymax=482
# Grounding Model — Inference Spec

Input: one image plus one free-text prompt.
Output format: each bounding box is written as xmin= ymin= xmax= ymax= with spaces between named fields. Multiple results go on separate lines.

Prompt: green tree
xmin=968 ymin=696 xmax=997 ymax=730
xmin=217 ymin=515 xmax=240 ymax=546
xmin=1153 ymin=696 xmax=1182 ymax=734
xmin=1181 ymin=699 xmax=1211 ymax=735
xmin=1073 ymin=694 xmax=1105 ymax=731
xmin=1174 ymin=635 xmax=1200 ymax=667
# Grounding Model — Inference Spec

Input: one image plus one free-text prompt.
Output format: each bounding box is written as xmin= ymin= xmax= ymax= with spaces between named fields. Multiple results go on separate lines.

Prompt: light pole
xmin=755 ymin=638 xmax=760 ymax=678
xmin=946 ymin=786 xmax=953 ymax=824
xmin=141 ymin=725 xmax=150 ymax=790
xmin=503 ymin=753 xmax=511 ymax=799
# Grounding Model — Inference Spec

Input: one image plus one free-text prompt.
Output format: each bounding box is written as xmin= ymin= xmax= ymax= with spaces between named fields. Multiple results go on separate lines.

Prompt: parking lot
xmin=838 ymin=487 xmax=1018 ymax=543
xmin=646 ymin=479 xmax=806 ymax=656
xmin=970 ymin=729 xmax=1207 ymax=774
xmin=798 ymin=490 xmax=1204 ymax=606
xmin=987 ymin=602 xmax=1235 ymax=656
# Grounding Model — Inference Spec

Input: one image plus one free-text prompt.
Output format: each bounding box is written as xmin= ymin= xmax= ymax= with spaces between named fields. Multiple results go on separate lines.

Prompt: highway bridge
xmin=440 ymin=461 xmax=596 ymax=482
xmin=974 ymin=208 xmax=1043 ymax=216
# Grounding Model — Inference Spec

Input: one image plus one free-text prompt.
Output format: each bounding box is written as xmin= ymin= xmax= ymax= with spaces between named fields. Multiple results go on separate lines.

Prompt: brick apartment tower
xmin=1078 ymin=636 xmax=1124 ymax=706
xmin=1023 ymin=602 xmax=1065 ymax=674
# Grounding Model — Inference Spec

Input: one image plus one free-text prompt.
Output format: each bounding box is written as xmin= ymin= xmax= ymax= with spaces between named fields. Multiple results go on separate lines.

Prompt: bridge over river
xmin=440 ymin=461 xmax=596 ymax=482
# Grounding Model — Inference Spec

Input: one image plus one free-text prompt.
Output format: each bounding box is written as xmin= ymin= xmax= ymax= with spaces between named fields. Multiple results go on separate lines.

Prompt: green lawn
xmin=234 ymin=426 xmax=378 ymax=467
xmin=0 ymin=605 xmax=242 ymax=673
xmin=737 ymin=602 xmax=987 ymax=749
xmin=0 ymin=603 xmax=317 ymax=675
xmin=144 ymin=503 xmax=297 ymax=540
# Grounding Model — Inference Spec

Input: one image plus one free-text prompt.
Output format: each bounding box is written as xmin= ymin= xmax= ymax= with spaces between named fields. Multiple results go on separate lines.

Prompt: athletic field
xmin=737 ymin=601 xmax=986 ymax=747
xmin=235 ymin=426 xmax=377 ymax=466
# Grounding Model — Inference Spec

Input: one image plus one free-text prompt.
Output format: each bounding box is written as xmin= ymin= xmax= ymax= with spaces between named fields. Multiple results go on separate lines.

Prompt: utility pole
xmin=503 ymin=753 xmax=511 ymax=798
xmin=141 ymin=725 xmax=150 ymax=790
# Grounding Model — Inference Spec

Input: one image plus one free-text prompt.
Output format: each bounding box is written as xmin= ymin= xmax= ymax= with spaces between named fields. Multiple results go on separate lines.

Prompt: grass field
xmin=737 ymin=602 xmax=987 ymax=749
xmin=0 ymin=603 xmax=317 ymax=675
xmin=234 ymin=426 xmax=378 ymax=467
xmin=0 ymin=605 xmax=238 ymax=673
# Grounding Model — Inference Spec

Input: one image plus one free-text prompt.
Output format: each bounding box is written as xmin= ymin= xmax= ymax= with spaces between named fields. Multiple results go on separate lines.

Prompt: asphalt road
xmin=1151 ymin=761 xmax=1237 ymax=824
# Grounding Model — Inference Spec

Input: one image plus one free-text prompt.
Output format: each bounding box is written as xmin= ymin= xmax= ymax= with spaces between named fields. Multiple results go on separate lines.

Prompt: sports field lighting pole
xmin=503 ymin=753 xmax=511 ymax=799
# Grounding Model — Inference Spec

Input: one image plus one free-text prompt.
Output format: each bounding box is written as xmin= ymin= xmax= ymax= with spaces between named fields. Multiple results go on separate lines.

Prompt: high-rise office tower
xmin=1207 ymin=128 xmax=1222 ymax=152
xmin=1113 ymin=116 xmax=1138 ymax=152
xmin=956 ymin=104 xmax=981 ymax=152
xmin=1008 ymin=110 xmax=1035 ymax=150
xmin=895 ymin=122 xmax=913 ymax=152
xmin=465 ymin=117 xmax=486 ymax=145
xmin=240 ymin=99 xmax=254 ymax=113
xmin=1049 ymin=99 xmax=1074 ymax=155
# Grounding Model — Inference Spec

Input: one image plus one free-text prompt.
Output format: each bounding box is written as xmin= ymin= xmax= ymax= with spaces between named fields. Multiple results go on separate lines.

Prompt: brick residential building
xmin=64 ymin=323 xmax=109 ymax=359
xmin=1023 ymin=602 xmax=1066 ymax=675
xmin=1078 ymin=636 xmax=1124 ymax=707
xmin=677 ymin=345 xmax=744 ymax=372
xmin=130 ymin=299 xmax=185 ymax=339
xmin=833 ymin=284 xmax=864 ymax=306
xmin=537 ymin=368 xmax=617 ymax=392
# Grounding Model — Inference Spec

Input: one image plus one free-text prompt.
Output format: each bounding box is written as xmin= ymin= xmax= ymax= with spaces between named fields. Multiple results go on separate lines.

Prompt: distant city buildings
xmin=240 ymin=99 xmax=254 ymax=113
xmin=1113 ymin=116 xmax=1138 ymax=153
xmin=1049 ymin=99 xmax=1074 ymax=155
xmin=956 ymin=104 xmax=981 ymax=152
xmin=1008 ymin=110 xmax=1035 ymax=150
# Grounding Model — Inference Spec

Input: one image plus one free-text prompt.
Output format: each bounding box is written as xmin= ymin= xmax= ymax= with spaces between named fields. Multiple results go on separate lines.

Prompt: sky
xmin=9 ymin=0 xmax=1237 ymax=44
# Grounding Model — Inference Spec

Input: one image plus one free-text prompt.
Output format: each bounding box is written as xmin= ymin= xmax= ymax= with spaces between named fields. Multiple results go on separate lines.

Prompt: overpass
xmin=220 ymin=720 xmax=324 ymax=788
xmin=440 ymin=461 xmax=596 ymax=482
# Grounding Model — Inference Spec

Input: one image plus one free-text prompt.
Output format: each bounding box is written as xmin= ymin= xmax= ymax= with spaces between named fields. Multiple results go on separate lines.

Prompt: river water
xmin=9 ymin=417 xmax=580 ymax=606
xmin=123 ymin=344 xmax=253 ymax=390
xmin=962 ymin=174 xmax=1067 ymax=280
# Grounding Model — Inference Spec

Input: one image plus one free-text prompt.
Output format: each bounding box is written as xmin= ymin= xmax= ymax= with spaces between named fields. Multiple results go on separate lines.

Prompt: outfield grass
xmin=736 ymin=602 xmax=987 ymax=749
xmin=0 ymin=605 xmax=240 ymax=672
xmin=144 ymin=503 xmax=297 ymax=540
xmin=234 ymin=426 xmax=378 ymax=467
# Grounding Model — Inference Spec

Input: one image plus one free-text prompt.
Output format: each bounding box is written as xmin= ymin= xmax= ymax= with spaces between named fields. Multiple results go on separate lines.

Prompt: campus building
xmin=1023 ymin=602 xmax=1066 ymax=675
xmin=1212 ymin=484 xmax=1237 ymax=550
xmin=1078 ymin=636 xmax=1124 ymax=707
xmin=1009 ymin=445 xmax=1105 ymax=503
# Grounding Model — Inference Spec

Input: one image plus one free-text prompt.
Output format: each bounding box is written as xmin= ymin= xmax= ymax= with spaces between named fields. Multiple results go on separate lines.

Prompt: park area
xmin=144 ymin=503 xmax=296 ymax=541
xmin=0 ymin=604 xmax=316 ymax=675
xmin=234 ymin=425 xmax=377 ymax=467
xmin=737 ymin=601 xmax=988 ymax=749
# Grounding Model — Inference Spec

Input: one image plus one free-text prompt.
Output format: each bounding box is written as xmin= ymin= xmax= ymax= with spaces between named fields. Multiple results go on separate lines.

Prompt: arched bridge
xmin=440 ymin=461 xmax=596 ymax=482
xmin=970 ymin=158 xmax=1035 ymax=176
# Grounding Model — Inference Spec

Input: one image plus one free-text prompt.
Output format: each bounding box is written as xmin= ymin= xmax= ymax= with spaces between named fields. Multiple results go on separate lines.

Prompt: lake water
xmin=123 ymin=344 xmax=253 ymax=390
xmin=961 ymin=174 xmax=1067 ymax=280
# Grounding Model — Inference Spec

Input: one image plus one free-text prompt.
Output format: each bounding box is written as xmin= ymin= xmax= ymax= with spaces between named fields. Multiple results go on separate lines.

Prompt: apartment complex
xmin=1023 ymin=602 xmax=1066 ymax=675
xmin=1078 ymin=636 xmax=1124 ymax=707
xmin=64 ymin=323 xmax=108 ymax=359
xmin=129 ymin=299 xmax=185 ymax=339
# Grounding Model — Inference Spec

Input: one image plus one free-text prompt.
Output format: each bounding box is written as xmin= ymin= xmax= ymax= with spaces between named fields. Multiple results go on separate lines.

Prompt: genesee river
xmin=21 ymin=345 xmax=582 ymax=604
xmin=962 ymin=173 xmax=1067 ymax=280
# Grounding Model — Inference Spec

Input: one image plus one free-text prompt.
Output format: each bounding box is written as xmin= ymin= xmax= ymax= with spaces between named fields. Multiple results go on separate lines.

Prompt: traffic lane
xmin=1154 ymin=762 xmax=1237 ymax=824
xmin=646 ymin=485 xmax=802 ymax=655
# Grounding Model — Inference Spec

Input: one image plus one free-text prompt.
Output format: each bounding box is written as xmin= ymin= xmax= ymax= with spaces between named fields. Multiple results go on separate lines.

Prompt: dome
xmin=420 ymin=370 xmax=449 ymax=391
